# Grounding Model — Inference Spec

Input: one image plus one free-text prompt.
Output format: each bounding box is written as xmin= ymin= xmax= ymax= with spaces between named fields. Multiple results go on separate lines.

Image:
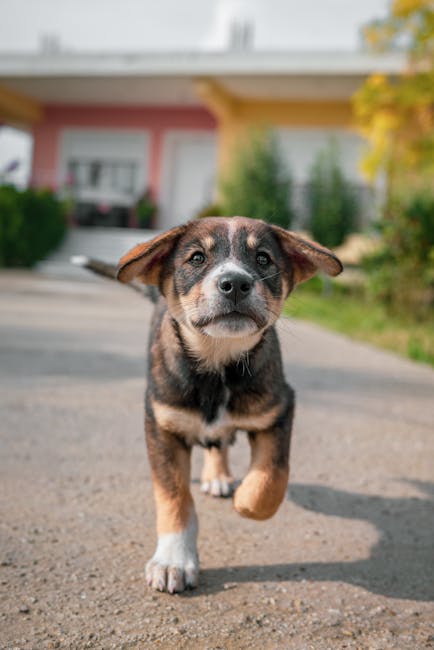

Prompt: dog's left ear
xmin=117 ymin=224 xmax=188 ymax=285
xmin=271 ymin=225 xmax=343 ymax=285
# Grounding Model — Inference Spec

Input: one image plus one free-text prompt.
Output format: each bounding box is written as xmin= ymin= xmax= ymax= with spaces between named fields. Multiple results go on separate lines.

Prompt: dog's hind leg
xmin=145 ymin=422 xmax=199 ymax=593
xmin=200 ymin=446 xmax=234 ymax=497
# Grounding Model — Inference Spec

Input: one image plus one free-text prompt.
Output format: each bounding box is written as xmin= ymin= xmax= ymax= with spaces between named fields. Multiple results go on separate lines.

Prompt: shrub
xmin=364 ymin=186 xmax=434 ymax=316
xmin=0 ymin=186 xmax=26 ymax=267
xmin=195 ymin=203 xmax=222 ymax=219
xmin=0 ymin=185 xmax=67 ymax=267
xmin=135 ymin=190 xmax=157 ymax=228
xmin=220 ymin=129 xmax=294 ymax=228
xmin=306 ymin=140 xmax=358 ymax=248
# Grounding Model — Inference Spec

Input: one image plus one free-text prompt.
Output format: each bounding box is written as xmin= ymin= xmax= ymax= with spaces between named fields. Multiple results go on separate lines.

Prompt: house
xmin=0 ymin=50 xmax=402 ymax=229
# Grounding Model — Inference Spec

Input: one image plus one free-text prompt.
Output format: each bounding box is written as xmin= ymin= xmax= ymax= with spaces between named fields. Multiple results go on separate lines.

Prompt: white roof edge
xmin=0 ymin=50 xmax=405 ymax=77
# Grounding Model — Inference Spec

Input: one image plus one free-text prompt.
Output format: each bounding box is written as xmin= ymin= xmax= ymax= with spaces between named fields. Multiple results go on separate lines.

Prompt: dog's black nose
xmin=218 ymin=272 xmax=253 ymax=303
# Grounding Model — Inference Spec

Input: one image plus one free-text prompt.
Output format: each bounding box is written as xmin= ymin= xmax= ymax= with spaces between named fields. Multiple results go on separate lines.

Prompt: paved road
xmin=1 ymin=272 xmax=433 ymax=649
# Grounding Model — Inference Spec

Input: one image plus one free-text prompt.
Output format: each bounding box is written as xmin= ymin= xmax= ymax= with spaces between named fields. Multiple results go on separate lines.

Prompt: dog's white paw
xmin=200 ymin=477 xmax=234 ymax=497
xmin=146 ymin=520 xmax=199 ymax=593
xmin=146 ymin=557 xmax=199 ymax=593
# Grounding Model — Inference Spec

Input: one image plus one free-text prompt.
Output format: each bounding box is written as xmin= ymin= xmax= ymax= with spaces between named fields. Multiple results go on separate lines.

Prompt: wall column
xmin=194 ymin=79 xmax=241 ymax=181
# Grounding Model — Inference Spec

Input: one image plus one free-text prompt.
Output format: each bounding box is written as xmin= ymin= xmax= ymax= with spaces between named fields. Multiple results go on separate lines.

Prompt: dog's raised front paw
xmin=200 ymin=476 xmax=234 ymax=497
xmin=233 ymin=468 xmax=288 ymax=520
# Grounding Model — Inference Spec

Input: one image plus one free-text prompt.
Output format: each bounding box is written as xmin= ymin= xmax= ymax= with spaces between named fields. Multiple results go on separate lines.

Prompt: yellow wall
xmin=0 ymin=84 xmax=43 ymax=126
xmin=195 ymin=78 xmax=355 ymax=176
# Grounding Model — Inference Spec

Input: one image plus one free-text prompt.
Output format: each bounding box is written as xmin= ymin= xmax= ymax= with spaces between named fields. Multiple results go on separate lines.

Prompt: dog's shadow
xmin=192 ymin=480 xmax=434 ymax=601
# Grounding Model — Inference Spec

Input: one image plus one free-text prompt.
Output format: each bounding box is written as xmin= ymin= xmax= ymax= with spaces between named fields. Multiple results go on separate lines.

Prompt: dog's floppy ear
xmin=117 ymin=224 xmax=188 ymax=285
xmin=271 ymin=225 xmax=343 ymax=285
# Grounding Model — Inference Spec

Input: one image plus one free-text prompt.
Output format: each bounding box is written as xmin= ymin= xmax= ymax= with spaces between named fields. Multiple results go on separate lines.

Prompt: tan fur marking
xmin=152 ymin=440 xmax=193 ymax=535
xmin=281 ymin=276 xmax=290 ymax=298
xmin=152 ymin=398 xmax=282 ymax=443
xmin=259 ymin=284 xmax=285 ymax=321
xmin=156 ymin=312 xmax=186 ymax=378
xmin=234 ymin=433 xmax=289 ymax=521
xmin=177 ymin=285 xmax=203 ymax=327
xmin=247 ymin=233 xmax=258 ymax=249
xmin=152 ymin=400 xmax=206 ymax=438
xmin=203 ymin=235 xmax=215 ymax=252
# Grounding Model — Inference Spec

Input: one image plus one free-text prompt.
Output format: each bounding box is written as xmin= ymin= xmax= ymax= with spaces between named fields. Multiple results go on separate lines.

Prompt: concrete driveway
xmin=1 ymin=272 xmax=433 ymax=649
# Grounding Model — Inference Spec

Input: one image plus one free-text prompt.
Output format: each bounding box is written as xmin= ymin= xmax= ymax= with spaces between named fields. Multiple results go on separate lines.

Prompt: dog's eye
xmin=189 ymin=251 xmax=206 ymax=266
xmin=256 ymin=252 xmax=271 ymax=266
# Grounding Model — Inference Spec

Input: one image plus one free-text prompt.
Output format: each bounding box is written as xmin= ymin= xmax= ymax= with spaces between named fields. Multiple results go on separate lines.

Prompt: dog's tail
xmin=71 ymin=255 xmax=118 ymax=281
xmin=70 ymin=255 xmax=159 ymax=302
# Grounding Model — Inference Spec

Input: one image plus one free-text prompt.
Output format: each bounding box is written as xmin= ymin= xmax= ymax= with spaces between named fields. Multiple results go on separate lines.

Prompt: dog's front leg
xmin=145 ymin=418 xmax=198 ymax=593
xmin=234 ymin=424 xmax=291 ymax=521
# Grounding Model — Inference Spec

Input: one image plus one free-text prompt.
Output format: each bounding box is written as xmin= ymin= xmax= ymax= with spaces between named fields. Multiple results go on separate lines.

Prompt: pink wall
xmin=31 ymin=104 xmax=216 ymax=198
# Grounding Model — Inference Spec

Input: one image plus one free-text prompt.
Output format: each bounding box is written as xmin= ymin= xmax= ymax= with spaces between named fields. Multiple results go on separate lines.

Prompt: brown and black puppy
xmin=112 ymin=216 xmax=342 ymax=594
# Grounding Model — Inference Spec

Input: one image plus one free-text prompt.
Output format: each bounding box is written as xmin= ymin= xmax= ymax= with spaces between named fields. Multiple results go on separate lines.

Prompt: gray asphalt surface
xmin=1 ymin=271 xmax=434 ymax=649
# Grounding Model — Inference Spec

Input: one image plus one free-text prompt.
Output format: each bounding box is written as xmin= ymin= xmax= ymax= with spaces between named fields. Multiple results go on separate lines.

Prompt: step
xmin=37 ymin=227 xmax=157 ymax=279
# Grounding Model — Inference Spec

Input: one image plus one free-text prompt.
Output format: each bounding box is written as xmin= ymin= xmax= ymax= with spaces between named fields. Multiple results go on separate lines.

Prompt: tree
xmin=353 ymin=2 xmax=434 ymax=316
xmin=353 ymin=0 xmax=434 ymax=192
xmin=220 ymin=129 xmax=294 ymax=229
xmin=307 ymin=139 xmax=358 ymax=248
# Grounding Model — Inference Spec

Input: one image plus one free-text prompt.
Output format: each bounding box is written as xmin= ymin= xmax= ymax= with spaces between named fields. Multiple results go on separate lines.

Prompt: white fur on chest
xmin=192 ymin=401 xmax=235 ymax=445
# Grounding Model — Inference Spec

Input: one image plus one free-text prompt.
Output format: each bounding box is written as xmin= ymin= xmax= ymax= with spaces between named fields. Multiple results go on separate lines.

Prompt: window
xmin=66 ymin=158 xmax=137 ymax=206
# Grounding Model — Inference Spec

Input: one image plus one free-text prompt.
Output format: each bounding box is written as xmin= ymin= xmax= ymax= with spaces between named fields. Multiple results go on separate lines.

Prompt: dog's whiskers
xmin=274 ymin=317 xmax=305 ymax=344
xmin=258 ymin=271 xmax=282 ymax=282
xmin=236 ymin=351 xmax=252 ymax=377
xmin=262 ymin=305 xmax=304 ymax=343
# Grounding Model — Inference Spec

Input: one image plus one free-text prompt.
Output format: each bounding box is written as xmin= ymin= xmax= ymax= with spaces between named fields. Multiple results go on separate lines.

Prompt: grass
xmin=284 ymin=278 xmax=434 ymax=367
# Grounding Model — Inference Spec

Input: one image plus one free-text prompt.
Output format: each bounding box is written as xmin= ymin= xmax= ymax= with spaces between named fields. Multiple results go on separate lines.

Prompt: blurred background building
xmin=0 ymin=0 xmax=397 ymax=230
xmin=1 ymin=0 xmax=432 ymax=364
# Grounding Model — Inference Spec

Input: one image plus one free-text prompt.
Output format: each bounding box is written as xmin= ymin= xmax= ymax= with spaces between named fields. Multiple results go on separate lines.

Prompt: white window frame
xmin=58 ymin=128 xmax=150 ymax=207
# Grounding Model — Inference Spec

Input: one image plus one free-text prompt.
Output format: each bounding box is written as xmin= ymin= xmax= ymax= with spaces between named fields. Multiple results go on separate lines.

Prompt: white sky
xmin=0 ymin=0 xmax=390 ymax=185
xmin=0 ymin=0 xmax=390 ymax=52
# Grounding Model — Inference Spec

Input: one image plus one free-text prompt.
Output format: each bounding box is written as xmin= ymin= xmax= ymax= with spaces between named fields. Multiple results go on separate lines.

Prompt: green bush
xmin=220 ymin=129 xmax=294 ymax=228
xmin=135 ymin=190 xmax=157 ymax=228
xmin=0 ymin=186 xmax=25 ymax=267
xmin=195 ymin=203 xmax=222 ymax=219
xmin=0 ymin=185 xmax=67 ymax=267
xmin=307 ymin=140 xmax=358 ymax=248
xmin=364 ymin=187 xmax=434 ymax=316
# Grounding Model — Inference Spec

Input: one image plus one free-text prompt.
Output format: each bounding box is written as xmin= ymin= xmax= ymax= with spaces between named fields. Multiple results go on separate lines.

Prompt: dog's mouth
xmin=192 ymin=309 xmax=266 ymax=336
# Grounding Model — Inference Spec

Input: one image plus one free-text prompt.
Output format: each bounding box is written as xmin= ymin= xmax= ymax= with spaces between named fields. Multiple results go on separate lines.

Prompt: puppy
xmin=80 ymin=216 xmax=342 ymax=593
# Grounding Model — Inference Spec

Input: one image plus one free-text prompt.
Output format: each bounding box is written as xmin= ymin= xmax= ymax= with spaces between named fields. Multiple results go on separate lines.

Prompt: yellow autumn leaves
xmin=353 ymin=0 xmax=434 ymax=185
xmin=393 ymin=0 xmax=431 ymax=17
